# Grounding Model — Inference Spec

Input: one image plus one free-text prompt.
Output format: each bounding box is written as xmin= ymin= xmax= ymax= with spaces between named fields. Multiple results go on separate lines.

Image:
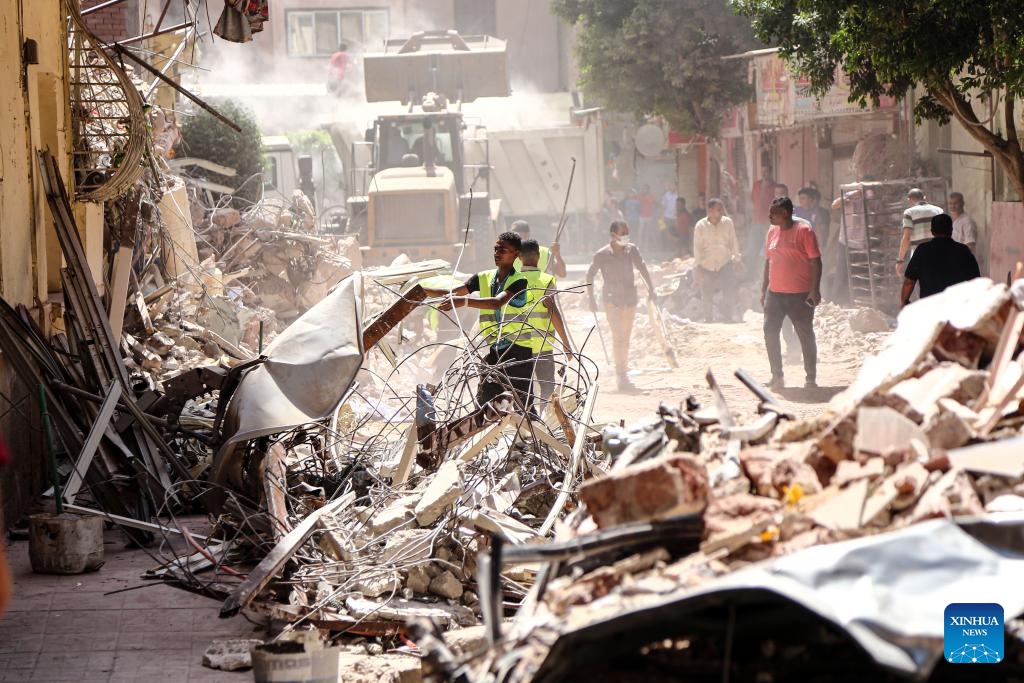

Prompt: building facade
xmin=202 ymin=0 xmax=573 ymax=93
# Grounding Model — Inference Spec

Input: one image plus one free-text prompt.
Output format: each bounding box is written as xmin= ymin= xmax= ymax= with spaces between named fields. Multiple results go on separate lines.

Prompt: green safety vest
xmin=477 ymin=269 xmax=532 ymax=349
xmin=520 ymin=269 xmax=557 ymax=353
xmin=513 ymin=246 xmax=551 ymax=274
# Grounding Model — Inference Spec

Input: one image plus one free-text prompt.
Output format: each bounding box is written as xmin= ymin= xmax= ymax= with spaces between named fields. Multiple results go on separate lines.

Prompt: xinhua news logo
xmin=945 ymin=603 xmax=1004 ymax=664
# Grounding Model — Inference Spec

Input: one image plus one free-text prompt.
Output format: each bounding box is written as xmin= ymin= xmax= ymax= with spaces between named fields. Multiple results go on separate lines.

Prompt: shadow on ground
xmin=777 ymin=385 xmax=845 ymax=403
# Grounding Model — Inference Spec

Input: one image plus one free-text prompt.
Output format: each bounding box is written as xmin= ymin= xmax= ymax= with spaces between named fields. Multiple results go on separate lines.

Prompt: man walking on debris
xmin=897 ymin=188 xmax=943 ymax=276
xmin=761 ymin=197 xmax=822 ymax=390
xmin=693 ymin=198 xmax=742 ymax=323
xmin=421 ymin=232 xmax=535 ymax=409
xmin=519 ymin=239 xmax=574 ymax=403
xmin=900 ymin=214 xmax=980 ymax=309
xmin=586 ymin=221 xmax=657 ymax=392
xmin=511 ymin=220 xmax=566 ymax=277
xmin=948 ymin=191 xmax=978 ymax=254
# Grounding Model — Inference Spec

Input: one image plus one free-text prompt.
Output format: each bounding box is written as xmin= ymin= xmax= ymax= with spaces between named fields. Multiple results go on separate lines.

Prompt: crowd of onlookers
xmin=589 ymin=171 xmax=981 ymax=392
xmin=599 ymin=168 xmax=980 ymax=303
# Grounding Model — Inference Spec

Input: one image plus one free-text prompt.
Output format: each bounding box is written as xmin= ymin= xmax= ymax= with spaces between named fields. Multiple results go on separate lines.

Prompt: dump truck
xmin=333 ymin=30 xmax=508 ymax=267
xmin=463 ymin=109 xmax=605 ymax=254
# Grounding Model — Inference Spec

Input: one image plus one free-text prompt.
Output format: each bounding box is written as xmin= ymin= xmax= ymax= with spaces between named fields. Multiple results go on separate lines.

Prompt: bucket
xmin=251 ymin=638 xmax=339 ymax=683
xmin=28 ymin=513 xmax=104 ymax=574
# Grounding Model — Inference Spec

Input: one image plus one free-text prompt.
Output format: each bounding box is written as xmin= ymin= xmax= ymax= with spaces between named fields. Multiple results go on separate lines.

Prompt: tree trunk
xmin=933 ymin=83 xmax=1024 ymax=201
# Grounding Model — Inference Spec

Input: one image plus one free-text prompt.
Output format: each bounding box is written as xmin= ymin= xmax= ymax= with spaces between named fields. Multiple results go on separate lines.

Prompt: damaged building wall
xmin=79 ymin=0 xmax=137 ymax=43
xmin=0 ymin=0 xmax=73 ymax=526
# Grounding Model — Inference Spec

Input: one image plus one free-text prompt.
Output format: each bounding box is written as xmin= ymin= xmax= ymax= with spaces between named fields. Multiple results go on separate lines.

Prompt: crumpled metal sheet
xmin=224 ymin=273 xmax=363 ymax=444
xmin=536 ymin=515 xmax=1024 ymax=680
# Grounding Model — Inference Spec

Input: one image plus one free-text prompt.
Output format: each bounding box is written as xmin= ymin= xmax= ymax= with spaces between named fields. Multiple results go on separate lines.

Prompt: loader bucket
xmin=363 ymin=30 xmax=510 ymax=104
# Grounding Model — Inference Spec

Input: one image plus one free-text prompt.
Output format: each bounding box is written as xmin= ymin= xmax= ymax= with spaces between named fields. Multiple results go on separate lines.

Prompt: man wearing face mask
xmin=586 ymin=221 xmax=657 ymax=392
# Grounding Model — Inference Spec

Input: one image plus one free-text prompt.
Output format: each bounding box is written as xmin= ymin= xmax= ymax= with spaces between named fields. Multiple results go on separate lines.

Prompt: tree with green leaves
xmin=552 ymin=0 xmax=759 ymax=137
xmin=178 ymin=100 xmax=264 ymax=204
xmin=733 ymin=0 xmax=1024 ymax=199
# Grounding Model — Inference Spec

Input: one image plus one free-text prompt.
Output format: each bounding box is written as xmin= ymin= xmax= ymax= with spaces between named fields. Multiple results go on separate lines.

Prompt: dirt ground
xmin=561 ymin=287 xmax=890 ymax=426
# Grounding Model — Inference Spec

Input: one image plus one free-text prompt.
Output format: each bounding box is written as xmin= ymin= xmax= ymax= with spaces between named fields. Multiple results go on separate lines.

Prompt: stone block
xmin=414 ymin=461 xmax=464 ymax=526
xmin=579 ymin=453 xmax=708 ymax=529
xmin=428 ymin=570 xmax=464 ymax=600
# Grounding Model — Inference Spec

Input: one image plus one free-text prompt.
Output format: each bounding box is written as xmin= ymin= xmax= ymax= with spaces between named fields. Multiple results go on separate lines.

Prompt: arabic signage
xmin=754 ymin=54 xmax=900 ymax=127
xmin=754 ymin=53 xmax=792 ymax=128
xmin=793 ymin=66 xmax=899 ymax=121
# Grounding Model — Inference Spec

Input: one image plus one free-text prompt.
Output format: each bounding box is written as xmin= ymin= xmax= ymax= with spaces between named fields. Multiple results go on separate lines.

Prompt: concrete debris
xmin=201 ymin=639 xmax=264 ymax=671
xmin=579 ymin=452 xmax=709 ymax=528
xmin=847 ymin=307 xmax=891 ymax=334
xmin=414 ymin=460 xmax=465 ymax=526
xmin=451 ymin=278 xmax=1024 ymax=682
xmin=19 ymin=143 xmax=1024 ymax=680
xmin=429 ymin=570 xmax=465 ymax=600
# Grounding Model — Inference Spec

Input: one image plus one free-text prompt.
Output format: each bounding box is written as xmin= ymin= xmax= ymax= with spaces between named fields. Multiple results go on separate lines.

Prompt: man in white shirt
xmin=660 ymin=182 xmax=678 ymax=222
xmin=693 ymin=198 xmax=742 ymax=323
xmin=948 ymin=191 xmax=978 ymax=253
xmin=897 ymin=188 xmax=943 ymax=276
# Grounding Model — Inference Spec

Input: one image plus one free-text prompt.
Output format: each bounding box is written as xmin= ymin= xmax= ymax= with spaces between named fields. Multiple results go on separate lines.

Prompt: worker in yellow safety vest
xmin=518 ymin=239 xmax=574 ymax=403
xmin=421 ymin=231 xmax=535 ymax=409
xmin=511 ymin=220 xmax=567 ymax=278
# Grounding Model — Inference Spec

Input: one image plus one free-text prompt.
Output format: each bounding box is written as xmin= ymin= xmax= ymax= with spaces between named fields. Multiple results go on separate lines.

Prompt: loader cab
xmin=373 ymin=113 xmax=466 ymax=194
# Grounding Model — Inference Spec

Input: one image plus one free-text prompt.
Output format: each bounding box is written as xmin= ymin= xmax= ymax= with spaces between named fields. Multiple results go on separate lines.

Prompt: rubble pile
xmin=812 ymin=302 xmax=890 ymax=357
xmin=447 ymin=277 xmax=1024 ymax=681
xmin=191 ymin=193 xmax=361 ymax=320
xmin=143 ymin=279 xmax=600 ymax=638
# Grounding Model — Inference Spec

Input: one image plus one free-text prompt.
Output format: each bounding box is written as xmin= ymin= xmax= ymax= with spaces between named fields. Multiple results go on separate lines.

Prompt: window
xmin=454 ymin=0 xmax=496 ymax=36
xmin=286 ymin=9 xmax=389 ymax=57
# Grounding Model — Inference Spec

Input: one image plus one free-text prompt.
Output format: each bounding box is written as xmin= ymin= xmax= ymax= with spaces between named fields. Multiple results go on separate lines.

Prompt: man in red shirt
xmin=327 ymin=42 xmax=351 ymax=96
xmin=636 ymin=184 xmax=657 ymax=251
xmin=760 ymin=196 xmax=822 ymax=391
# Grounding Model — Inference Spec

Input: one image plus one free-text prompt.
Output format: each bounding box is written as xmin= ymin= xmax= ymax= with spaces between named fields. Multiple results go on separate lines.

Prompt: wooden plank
xmin=220 ymin=493 xmax=355 ymax=618
xmin=262 ymin=444 xmax=291 ymax=542
xmin=107 ymin=246 xmax=133 ymax=340
xmin=977 ymin=308 xmax=1024 ymax=406
xmin=362 ymin=285 xmax=427 ymax=351
xmin=392 ymin=423 xmax=418 ymax=486
xmin=63 ymin=382 xmax=121 ymax=502
xmin=531 ymin=423 xmax=571 ymax=460
xmin=457 ymin=414 xmax=513 ymax=463
xmin=540 ymin=385 xmax=598 ymax=536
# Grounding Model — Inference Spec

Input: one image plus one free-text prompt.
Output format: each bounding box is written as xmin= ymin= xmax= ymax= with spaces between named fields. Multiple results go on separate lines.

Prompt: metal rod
xmin=145 ymin=26 xmax=196 ymax=101
xmin=112 ymin=22 xmax=193 ymax=47
xmin=81 ymin=0 xmax=132 ymax=16
xmin=590 ymin=311 xmax=611 ymax=364
xmin=38 ymin=384 xmax=64 ymax=515
xmin=553 ymin=156 xmax=577 ymax=243
xmin=111 ymin=45 xmax=242 ymax=133
xmin=154 ymin=0 xmax=173 ymax=32
xmin=487 ymin=533 xmax=504 ymax=644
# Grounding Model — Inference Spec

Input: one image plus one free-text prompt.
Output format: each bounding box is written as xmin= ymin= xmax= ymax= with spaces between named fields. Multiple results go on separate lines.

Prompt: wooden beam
xmin=107 ymin=246 xmax=133 ymax=340
xmin=262 ymin=444 xmax=291 ymax=543
xmin=362 ymin=285 xmax=427 ymax=351
xmin=220 ymin=493 xmax=355 ymax=617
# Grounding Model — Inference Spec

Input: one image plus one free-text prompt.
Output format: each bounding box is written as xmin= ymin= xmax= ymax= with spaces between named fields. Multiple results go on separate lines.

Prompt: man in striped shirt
xmin=896 ymin=188 xmax=943 ymax=276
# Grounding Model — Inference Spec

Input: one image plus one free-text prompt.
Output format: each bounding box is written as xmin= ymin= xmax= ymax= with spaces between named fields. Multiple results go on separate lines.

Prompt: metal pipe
xmin=113 ymin=22 xmax=193 ymax=47
xmin=111 ymin=45 xmax=242 ymax=133
xmin=38 ymin=385 xmax=64 ymax=515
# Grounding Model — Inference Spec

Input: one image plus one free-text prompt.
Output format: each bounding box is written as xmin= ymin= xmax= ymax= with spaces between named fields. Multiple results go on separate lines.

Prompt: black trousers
xmin=478 ymin=343 xmax=535 ymax=410
xmin=763 ymin=291 xmax=817 ymax=382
